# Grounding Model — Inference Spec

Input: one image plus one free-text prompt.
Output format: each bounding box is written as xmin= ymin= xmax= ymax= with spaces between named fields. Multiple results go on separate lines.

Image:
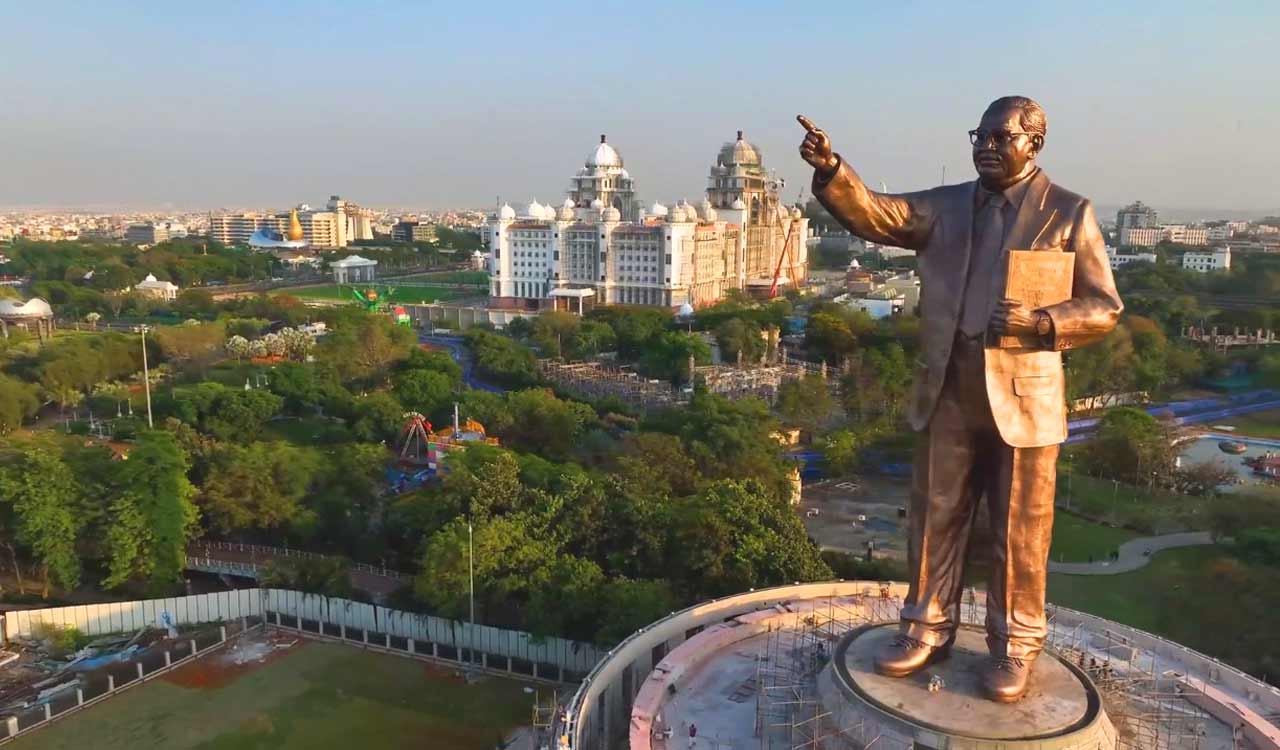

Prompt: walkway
xmin=185 ymin=542 xmax=408 ymax=599
xmin=1048 ymin=531 xmax=1214 ymax=575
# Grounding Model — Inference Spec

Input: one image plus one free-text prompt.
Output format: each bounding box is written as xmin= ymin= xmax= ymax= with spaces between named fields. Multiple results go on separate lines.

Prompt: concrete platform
xmin=822 ymin=623 xmax=1118 ymax=749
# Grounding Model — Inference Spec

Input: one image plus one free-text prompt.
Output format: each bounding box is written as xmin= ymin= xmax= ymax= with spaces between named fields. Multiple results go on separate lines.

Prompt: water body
xmin=1179 ymin=436 xmax=1277 ymax=494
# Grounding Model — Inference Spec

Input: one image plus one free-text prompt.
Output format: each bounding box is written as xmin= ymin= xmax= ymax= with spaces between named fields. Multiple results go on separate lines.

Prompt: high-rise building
xmin=1116 ymin=201 xmax=1158 ymax=233
xmin=125 ymin=223 xmax=169 ymax=245
xmin=485 ymin=132 xmax=807 ymax=310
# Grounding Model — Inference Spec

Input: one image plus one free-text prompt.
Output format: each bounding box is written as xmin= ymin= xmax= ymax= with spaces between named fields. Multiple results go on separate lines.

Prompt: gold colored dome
xmin=287 ymin=209 xmax=305 ymax=241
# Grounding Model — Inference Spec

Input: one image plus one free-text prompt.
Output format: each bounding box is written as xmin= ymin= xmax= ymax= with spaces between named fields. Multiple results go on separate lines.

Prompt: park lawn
xmin=1048 ymin=512 xmax=1137 ymax=563
xmin=1056 ymin=471 xmax=1209 ymax=534
xmin=9 ymin=642 xmax=533 ymax=750
xmin=1217 ymin=408 xmax=1280 ymax=440
xmin=281 ymin=284 xmax=472 ymax=304
xmin=1047 ymin=545 xmax=1280 ymax=679
xmin=390 ymin=270 xmax=488 ymax=285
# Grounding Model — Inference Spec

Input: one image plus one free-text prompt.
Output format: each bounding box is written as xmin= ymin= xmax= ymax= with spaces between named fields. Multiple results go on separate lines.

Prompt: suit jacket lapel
xmin=1006 ymin=169 xmax=1051 ymax=250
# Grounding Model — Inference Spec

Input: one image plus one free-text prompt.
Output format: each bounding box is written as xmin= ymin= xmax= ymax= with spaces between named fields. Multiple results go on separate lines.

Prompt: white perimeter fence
xmin=2 ymin=588 xmax=604 ymax=678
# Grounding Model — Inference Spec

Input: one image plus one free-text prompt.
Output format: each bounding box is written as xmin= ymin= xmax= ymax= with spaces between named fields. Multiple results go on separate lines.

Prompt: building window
xmin=665 ymin=254 xmax=672 ymax=264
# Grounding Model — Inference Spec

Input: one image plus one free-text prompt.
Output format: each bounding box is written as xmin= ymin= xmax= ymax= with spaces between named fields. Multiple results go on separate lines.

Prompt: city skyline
xmin=3 ymin=2 xmax=1277 ymax=214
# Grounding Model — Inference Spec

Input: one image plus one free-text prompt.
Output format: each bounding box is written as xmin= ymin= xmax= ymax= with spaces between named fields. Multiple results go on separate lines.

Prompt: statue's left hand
xmin=990 ymin=298 xmax=1038 ymax=335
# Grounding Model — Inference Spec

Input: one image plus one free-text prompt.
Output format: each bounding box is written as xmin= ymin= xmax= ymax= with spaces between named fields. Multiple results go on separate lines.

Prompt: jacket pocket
xmin=1013 ymin=375 xmax=1055 ymax=397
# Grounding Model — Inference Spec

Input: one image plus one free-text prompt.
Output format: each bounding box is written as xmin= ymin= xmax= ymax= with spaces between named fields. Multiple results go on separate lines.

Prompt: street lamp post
xmin=468 ymin=520 xmax=476 ymax=672
xmin=136 ymin=325 xmax=154 ymax=428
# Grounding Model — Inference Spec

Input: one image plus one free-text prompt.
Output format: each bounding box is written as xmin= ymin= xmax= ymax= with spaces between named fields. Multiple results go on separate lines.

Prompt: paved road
xmin=1048 ymin=531 xmax=1214 ymax=575
xmin=420 ymin=333 xmax=504 ymax=392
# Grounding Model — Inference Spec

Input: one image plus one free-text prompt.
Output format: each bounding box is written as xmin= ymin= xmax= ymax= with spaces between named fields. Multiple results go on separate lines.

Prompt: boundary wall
xmin=564 ymin=581 xmax=1280 ymax=750
xmin=1 ymin=588 xmax=602 ymax=678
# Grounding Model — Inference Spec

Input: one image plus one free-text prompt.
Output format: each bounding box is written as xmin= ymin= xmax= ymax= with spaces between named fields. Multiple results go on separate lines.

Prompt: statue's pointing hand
xmin=798 ymin=115 xmax=839 ymax=176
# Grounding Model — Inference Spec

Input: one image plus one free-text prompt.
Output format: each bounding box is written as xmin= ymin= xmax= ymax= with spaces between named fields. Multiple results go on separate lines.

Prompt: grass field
xmin=10 ymin=640 xmax=534 ymax=750
xmin=1048 ymin=512 xmax=1137 ymax=563
xmin=1217 ymin=408 xmax=1280 ymax=439
xmin=281 ymin=284 xmax=474 ymax=304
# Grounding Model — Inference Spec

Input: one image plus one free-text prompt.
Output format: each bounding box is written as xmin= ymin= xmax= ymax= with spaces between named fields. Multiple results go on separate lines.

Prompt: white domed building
xmin=484 ymin=130 xmax=809 ymax=311
xmin=0 ymin=297 xmax=54 ymax=341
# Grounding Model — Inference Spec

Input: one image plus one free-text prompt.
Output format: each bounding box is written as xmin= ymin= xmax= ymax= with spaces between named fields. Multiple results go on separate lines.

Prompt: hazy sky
xmin=3 ymin=1 xmax=1277 ymax=216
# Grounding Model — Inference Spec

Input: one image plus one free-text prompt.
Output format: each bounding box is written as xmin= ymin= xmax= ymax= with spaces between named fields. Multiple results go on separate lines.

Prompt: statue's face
xmin=971 ymin=105 xmax=1042 ymax=188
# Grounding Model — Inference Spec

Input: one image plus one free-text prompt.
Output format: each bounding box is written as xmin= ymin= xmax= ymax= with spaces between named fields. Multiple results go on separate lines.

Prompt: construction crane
xmin=767 ymin=205 xmax=802 ymax=299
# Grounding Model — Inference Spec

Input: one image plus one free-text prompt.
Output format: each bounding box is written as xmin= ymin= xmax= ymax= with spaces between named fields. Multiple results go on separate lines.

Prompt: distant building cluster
xmin=484 ymin=132 xmax=809 ymax=311
xmin=837 ymin=262 xmax=920 ymax=318
xmin=209 ymin=195 xmax=375 ymax=249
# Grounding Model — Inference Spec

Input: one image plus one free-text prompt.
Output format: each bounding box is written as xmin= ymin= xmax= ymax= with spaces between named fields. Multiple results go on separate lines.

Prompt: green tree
xmin=714 ymin=318 xmax=764 ymax=364
xmin=638 ymin=331 xmax=711 ymax=383
xmin=0 ymin=375 xmax=41 ymax=434
xmin=350 ymin=392 xmax=405 ymax=442
xmin=0 ymin=448 xmax=86 ymax=597
xmin=199 ymin=442 xmax=319 ymax=533
xmin=393 ymin=369 xmax=455 ymax=414
xmin=1081 ymin=407 xmax=1178 ymax=486
xmin=103 ymin=431 xmax=200 ymax=590
xmin=775 ymin=374 xmax=835 ymax=432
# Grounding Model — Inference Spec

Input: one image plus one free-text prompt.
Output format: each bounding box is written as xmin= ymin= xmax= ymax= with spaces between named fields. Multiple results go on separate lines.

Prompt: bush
xmin=30 ymin=622 xmax=90 ymax=658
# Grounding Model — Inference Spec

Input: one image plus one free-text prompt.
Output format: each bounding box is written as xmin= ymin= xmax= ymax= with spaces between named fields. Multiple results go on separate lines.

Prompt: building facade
xmin=1159 ymin=224 xmax=1208 ymax=246
xmin=485 ymin=132 xmax=807 ymax=310
xmin=1105 ymin=246 xmax=1158 ymax=270
xmin=1183 ymin=247 xmax=1231 ymax=273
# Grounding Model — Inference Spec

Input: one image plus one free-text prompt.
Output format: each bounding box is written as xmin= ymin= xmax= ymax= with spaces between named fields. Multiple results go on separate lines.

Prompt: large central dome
xmin=586 ymin=134 xmax=623 ymax=168
xmin=717 ymin=130 xmax=762 ymax=168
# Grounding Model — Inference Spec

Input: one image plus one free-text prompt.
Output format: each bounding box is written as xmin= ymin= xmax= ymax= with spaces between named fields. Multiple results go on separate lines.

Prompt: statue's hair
xmin=987 ymin=96 xmax=1047 ymax=138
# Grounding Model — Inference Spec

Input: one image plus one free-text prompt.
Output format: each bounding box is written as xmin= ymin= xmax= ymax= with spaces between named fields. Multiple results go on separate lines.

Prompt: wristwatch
xmin=1034 ymin=311 xmax=1053 ymax=337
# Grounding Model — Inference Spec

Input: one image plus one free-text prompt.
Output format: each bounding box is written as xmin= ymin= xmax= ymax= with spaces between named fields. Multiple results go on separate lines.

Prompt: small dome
xmin=587 ymin=134 xmax=623 ymax=168
xmin=557 ymin=205 xmax=575 ymax=221
xmin=731 ymin=197 xmax=747 ymax=210
xmin=524 ymin=199 xmax=545 ymax=219
xmin=703 ymin=205 xmax=718 ymax=222
xmin=0 ymin=297 xmax=54 ymax=320
xmin=791 ymin=206 xmax=803 ymax=219
xmin=619 ymin=168 xmax=630 ymax=179
xmin=669 ymin=206 xmax=687 ymax=223
xmin=591 ymin=198 xmax=605 ymax=210
xmin=499 ymin=203 xmax=516 ymax=220
xmin=544 ymin=204 xmax=558 ymax=220
xmin=602 ymin=206 xmax=622 ymax=222
xmin=563 ymin=198 xmax=575 ymax=208
xmin=649 ymin=202 xmax=668 ymax=217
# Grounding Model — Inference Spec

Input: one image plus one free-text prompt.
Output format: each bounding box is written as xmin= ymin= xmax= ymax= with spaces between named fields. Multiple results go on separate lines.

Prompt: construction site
xmin=564 ymin=581 xmax=1280 ymax=750
xmin=539 ymin=348 xmax=833 ymax=412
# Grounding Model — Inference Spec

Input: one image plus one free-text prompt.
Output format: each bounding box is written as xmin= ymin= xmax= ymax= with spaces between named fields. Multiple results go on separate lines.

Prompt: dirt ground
xmin=163 ymin=629 xmax=304 ymax=690
xmin=797 ymin=475 xmax=912 ymax=559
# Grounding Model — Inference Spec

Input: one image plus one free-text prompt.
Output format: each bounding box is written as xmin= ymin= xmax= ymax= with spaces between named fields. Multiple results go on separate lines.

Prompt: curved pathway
xmin=1048 ymin=531 xmax=1214 ymax=575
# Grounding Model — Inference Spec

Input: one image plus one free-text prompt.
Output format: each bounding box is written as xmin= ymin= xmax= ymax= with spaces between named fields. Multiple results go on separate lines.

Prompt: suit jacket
xmin=814 ymin=160 xmax=1122 ymax=448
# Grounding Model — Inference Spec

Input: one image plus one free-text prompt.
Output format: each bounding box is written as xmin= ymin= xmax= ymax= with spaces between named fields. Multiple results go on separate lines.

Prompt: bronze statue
xmin=798 ymin=97 xmax=1121 ymax=702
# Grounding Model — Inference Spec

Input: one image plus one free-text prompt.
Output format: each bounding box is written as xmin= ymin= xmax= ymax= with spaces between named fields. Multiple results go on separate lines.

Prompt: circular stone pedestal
xmin=818 ymin=624 xmax=1116 ymax=749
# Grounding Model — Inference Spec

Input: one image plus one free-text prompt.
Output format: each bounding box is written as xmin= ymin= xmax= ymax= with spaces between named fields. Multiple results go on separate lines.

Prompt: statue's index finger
xmin=797 ymin=115 xmax=820 ymax=133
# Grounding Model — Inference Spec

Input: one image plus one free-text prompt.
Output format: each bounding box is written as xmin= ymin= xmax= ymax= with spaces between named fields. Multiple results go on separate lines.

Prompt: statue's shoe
xmin=982 ymin=655 xmax=1034 ymax=702
xmin=873 ymin=633 xmax=952 ymax=678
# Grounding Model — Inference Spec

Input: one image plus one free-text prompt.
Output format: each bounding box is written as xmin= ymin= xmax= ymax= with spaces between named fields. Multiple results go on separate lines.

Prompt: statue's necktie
xmin=959 ymin=193 xmax=1007 ymax=337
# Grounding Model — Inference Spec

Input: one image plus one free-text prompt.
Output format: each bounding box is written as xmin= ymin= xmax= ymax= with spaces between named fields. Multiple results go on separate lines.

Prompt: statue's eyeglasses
xmin=969 ymin=129 xmax=1036 ymax=147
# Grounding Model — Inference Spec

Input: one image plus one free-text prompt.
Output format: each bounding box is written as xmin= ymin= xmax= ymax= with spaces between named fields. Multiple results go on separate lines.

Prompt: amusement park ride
xmin=389 ymin=406 xmax=500 ymax=493
xmin=346 ymin=285 xmax=411 ymax=326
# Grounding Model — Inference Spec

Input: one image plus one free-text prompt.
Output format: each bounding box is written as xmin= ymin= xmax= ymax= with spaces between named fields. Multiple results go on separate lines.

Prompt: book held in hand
xmin=997 ymin=250 xmax=1074 ymax=349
